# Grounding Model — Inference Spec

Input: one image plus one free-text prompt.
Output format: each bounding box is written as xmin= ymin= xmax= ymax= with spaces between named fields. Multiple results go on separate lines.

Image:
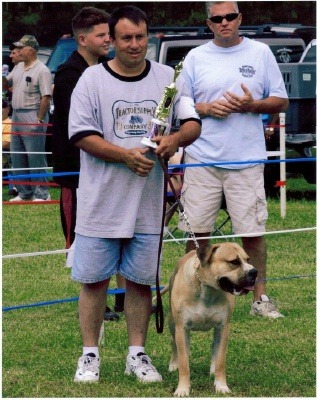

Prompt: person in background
xmin=9 ymin=44 xmax=23 ymax=67
xmin=6 ymin=35 xmax=52 ymax=201
xmin=5 ymin=46 xmax=23 ymax=113
xmin=2 ymin=64 xmax=9 ymax=77
xmin=52 ymin=6 xmax=124 ymax=321
xmin=2 ymin=99 xmax=11 ymax=162
xmin=178 ymin=1 xmax=288 ymax=318
xmin=68 ymin=5 xmax=201 ymax=384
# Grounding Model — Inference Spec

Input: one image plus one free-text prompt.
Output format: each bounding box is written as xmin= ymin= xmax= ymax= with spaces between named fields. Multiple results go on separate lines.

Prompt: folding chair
xmin=163 ymin=152 xmax=183 ymax=243
xmin=163 ymin=152 xmax=233 ymax=242
xmin=212 ymin=196 xmax=233 ymax=240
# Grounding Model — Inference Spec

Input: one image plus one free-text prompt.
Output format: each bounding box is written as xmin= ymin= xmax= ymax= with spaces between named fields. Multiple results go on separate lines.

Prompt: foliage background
xmin=2 ymin=1 xmax=316 ymax=47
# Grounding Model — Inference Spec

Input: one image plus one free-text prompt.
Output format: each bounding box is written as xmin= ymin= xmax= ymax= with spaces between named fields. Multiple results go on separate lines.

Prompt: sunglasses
xmin=209 ymin=13 xmax=239 ymax=23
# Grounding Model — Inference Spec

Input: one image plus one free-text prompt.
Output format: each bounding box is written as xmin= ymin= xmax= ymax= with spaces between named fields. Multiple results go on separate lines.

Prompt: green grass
xmin=2 ymin=177 xmax=316 ymax=398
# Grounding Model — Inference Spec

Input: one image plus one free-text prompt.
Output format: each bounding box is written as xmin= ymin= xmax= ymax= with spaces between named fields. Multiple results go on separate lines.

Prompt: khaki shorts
xmin=178 ymin=154 xmax=268 ymax=236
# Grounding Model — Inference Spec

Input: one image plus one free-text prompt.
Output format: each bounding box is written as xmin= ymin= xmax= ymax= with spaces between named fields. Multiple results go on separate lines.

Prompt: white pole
xmin=279 ymin=112 xmax=286 ymax=218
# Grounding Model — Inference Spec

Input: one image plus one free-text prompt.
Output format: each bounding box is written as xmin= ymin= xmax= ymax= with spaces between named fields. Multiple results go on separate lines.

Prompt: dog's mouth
xmin=218 ymin=276 xmax=257 ymax=296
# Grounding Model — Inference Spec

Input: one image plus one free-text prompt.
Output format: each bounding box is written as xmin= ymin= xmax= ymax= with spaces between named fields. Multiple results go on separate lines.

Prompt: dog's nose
xmin=248 ymin=268 xmax=258 ymax=279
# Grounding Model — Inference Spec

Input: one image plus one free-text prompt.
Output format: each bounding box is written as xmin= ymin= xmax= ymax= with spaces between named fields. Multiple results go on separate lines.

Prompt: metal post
xmin=279 ymin=112 xmax=286 ymax=218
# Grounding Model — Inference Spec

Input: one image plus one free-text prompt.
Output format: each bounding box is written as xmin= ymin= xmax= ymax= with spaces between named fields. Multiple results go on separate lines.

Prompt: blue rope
xmin=2 ymin=287 xmax=161 ymax=312
xmin=2 ymin=158 xmax=316 ymax=180
xmin=2 ymin=276 xmax=315 ymax=312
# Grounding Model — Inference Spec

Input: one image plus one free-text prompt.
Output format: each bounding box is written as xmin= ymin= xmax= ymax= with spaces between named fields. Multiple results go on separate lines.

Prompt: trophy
xmin=141 ymin=60 xmax=183 ymax=148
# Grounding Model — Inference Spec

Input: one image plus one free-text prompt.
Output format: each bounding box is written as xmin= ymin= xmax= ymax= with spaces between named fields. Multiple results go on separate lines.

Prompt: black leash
xmin=154 ymin=155 xmax=199 ymax=334
xmin=154 ymin=156 xmax=167 ymax=334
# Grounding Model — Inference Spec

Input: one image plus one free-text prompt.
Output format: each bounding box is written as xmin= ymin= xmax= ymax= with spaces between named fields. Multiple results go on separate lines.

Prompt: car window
xmin=37 ymin=51 xmax=51 ymax=64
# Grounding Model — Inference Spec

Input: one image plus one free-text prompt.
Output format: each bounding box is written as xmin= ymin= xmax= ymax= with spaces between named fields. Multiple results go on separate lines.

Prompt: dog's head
xmin=196 ymin=242 xmax=258 ymax=296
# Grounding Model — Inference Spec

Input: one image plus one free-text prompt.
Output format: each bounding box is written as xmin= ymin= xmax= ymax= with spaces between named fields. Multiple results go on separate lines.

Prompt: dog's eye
xmin=230 ymin=259 xmax=240 ymax=266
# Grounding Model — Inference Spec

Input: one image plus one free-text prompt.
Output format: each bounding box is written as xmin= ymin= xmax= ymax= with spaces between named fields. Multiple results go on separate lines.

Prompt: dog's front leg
xmin=211 ymin=324 xmax=231 ymax=394
xmin=169 ymin=319 xmax=179 ymax=371
xmin=173 ymin=326 xmax=191 ymax=397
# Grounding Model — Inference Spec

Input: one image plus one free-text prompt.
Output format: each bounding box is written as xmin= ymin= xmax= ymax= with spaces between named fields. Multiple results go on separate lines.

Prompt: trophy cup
xmin=141 ymin=60 xmax=183 ymax=149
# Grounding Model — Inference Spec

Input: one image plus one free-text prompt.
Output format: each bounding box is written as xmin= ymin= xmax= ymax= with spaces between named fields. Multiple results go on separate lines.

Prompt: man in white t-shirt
xmin=178 ymin=1 xmax=289 ymax=318
xmin=69 ymin=5 xmax=201 ymax=384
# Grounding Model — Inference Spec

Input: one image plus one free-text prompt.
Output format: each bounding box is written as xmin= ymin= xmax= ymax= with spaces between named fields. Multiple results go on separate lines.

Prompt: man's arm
xmin=223 ymin=83 xmax=289 ymax=114
xmin=37 ymin=95 xmax=51 ymax=121
xmin=196 ymin=83 xmax=289 ymax=119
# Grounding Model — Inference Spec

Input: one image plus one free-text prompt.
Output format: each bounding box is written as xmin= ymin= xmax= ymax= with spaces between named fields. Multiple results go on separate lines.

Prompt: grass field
xmin=2 ymin=177 xmax=316 ymax=398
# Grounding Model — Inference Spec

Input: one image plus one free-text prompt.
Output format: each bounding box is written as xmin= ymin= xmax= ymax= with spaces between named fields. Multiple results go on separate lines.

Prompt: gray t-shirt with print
xmin=69 ymin=60 xmax=178 ymax=238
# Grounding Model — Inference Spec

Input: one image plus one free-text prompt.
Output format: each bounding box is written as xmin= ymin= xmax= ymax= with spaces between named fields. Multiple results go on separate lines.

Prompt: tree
xmin=2 ymin=1 xmax=316 ymax=47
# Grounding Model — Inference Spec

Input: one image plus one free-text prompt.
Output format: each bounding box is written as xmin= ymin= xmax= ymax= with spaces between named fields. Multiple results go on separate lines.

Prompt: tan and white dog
xmin=167 ymin=242 xmax=258 ymax=397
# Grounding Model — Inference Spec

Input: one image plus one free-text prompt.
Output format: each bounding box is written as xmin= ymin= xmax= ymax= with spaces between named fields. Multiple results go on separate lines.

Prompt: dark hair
xmin=72 ymin=6 xmax=110 ymax=37
xmin=109 ymin=5 xmax=149 ymax=39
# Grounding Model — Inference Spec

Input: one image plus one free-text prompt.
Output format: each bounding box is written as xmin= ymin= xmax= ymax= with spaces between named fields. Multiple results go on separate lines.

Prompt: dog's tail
xmin=153 ymin=284 xmax=169 ymax=302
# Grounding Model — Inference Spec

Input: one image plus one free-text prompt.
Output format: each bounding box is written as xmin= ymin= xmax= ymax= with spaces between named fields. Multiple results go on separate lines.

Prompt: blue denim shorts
xmin=71 ymin=233 xmax=161 ymax=285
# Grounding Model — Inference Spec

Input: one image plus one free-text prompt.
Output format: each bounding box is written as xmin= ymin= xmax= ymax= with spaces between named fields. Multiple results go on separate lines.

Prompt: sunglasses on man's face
xmin=209 ymin=13 xmax=239 ymax=24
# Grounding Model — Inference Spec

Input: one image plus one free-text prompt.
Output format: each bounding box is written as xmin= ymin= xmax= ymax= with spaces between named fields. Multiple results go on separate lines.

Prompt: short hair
xmin=206 ymin=2 xmax=239 ymax=18
xmin=109 ymin=5 xmax=149 ymax=39
xmin=72 ymin=6 xmax=110 ymax=38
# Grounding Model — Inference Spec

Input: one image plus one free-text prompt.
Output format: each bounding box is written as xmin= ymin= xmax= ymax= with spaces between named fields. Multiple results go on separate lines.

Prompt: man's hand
xmin=151 ymin=134 xmax=179 ymax=159
xmin=196 ymin=100 xmax=232 ymax=118
xmin=223 ymin=83 xmax=255 ymax=112
xmin=124 ymin=147 xmax=155 ymax=177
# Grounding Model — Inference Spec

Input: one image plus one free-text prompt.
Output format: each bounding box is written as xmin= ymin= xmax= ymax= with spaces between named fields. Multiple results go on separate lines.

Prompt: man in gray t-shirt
xmin=69 ymin=6 xmax=201 ymax=384
xmin=6 ymin=35 xmax=52 ymax=201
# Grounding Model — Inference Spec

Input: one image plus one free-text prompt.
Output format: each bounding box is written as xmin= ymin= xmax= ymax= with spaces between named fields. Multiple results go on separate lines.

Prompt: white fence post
xmin=279 ymin=112 xmax=286 ymax=218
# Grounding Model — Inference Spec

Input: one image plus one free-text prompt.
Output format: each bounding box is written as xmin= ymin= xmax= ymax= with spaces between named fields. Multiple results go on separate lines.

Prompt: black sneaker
xmin=8 ymin=188 xmax=18 ymax=196
xmin=104 ymin=306 xmax=120 ymax=321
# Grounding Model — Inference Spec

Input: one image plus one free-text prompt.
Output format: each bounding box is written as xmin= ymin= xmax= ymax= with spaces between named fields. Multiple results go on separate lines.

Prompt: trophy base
xmin=141 ymin=137 xmax=158 ymax=149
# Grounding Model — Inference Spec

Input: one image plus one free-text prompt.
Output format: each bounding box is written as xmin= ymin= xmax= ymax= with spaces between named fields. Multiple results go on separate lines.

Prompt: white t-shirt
xmin=182 ymin=37 xmax=288 ymax=169
xmin=69 ymin=60 xmax=198 ymax=238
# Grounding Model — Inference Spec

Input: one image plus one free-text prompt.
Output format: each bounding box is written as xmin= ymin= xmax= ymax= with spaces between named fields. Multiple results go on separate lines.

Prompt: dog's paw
xmin=169 ymin=361 xmax=179 ymax=372
xmin=214 ymin=380 xmax=231 ymax=394
xmin=173 ymin=386 xmax=190 ymax=397
xmin=209 ymin=361 xmax=215 ymax=375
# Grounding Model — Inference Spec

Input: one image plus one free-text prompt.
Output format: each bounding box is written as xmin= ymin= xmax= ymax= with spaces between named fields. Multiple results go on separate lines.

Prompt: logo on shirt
xmin=239 ymin=65 xmax=256 ymax=78
xmin=113 ymin=100 xmax=157 ymax=138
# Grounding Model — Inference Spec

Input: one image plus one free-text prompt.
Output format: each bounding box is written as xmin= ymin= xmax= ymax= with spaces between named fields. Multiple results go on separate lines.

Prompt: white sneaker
xmin=125 ymin=352 xmax=162 ymax=383
xmin=250 ymin=295 xmax=284 ymax=318
xmin=33 ymin=194 xmax=51 ymax=202
xmin=9 ymin=195 xmax=35 ymax=202
xmin=74 ymin=353 xmax=100 ymax=382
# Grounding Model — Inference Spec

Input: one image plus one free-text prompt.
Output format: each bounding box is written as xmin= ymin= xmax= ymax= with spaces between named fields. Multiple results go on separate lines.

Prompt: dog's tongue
xmin=244 ymin=285 xmax=255 ymax=292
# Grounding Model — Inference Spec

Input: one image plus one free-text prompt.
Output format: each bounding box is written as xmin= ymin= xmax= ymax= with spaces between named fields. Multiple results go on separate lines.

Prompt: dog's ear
xmin=196 ymin=243 xmax=219 ymax=266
